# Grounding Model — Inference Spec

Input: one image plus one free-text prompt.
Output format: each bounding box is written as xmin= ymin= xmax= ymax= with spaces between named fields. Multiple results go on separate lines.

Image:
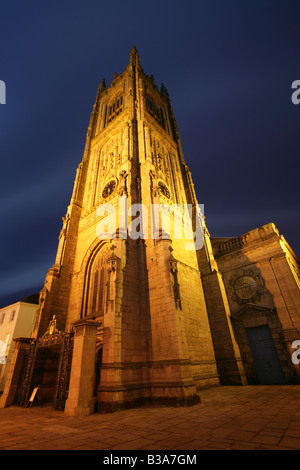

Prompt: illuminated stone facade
xmin=1 ymin=47 xmax=300 ymax=415
xmin=211 ymin=223 xmax=300 ymax=385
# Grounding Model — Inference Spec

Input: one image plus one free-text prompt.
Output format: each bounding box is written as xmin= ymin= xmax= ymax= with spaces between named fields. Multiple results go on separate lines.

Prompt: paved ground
xmin=1 ymin=385 xmax=300 ymax=450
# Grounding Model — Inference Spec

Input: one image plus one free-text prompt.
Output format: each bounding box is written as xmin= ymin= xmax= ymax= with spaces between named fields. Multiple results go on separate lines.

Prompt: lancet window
xmin=106 ymin=94 xmax=123 ymax=125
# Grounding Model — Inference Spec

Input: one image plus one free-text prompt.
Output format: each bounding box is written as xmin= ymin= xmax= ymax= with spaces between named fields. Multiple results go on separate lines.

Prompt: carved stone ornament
xmin=107 ymin=244 xmax=118 ymax=273
xmin=62 ymin=214 xmax=70 ymax=225
xmin=157 ymin=181 xmax=170 ymax=199
xmin=168 ymin=246 xmax=178 ymax=273
xmin=118 ymin=170 xmax=128 ymax=196
xmin=168 ymin=245 xmax=182 ymax=309
xmin=59 ymin=213 xmax=70 ymax=240
xmin=38 ymin=315 xmax=64 ymax=345
xmin=227 ymin=269 xmax=265 ymax=305
xmin=48 ymin=315 xmax=58 ymax=335
xmin=149 ymin=170 xmax=158 ymax=198
xmin=59 ymin=228 xmax=67 ymax=240
xmin=47 ymin=264 xmax=60 ymax=278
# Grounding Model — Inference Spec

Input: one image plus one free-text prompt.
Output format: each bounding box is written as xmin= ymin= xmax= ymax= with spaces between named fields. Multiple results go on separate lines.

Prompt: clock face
xmin=158 ymin=181 xmax=170 ymax=199
xmin=102 ymin=180 xmax=116 ymax=199
xmin=234 ymin=276 xmax=257 ymax=300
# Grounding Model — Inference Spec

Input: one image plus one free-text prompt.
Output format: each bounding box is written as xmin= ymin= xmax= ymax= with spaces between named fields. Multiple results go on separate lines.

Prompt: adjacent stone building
xmin=1 ymin=47 xmax=300 ymax=415
xmin=211 ymin=223 xmax=300 ymax=385
xmin=0 ymin=294 xmax=38 ymax=392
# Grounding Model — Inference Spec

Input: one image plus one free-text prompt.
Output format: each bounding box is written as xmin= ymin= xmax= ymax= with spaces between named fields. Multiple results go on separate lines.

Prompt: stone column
xmin=64 ymin=319 xmax=100 ymax=417
xmin=0 ymin=338 xmax=31 ymax=408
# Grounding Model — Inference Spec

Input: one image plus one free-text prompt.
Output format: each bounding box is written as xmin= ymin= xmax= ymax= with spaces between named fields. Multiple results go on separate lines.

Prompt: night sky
xmin=0 ymin=1 xmax=300 ymax=307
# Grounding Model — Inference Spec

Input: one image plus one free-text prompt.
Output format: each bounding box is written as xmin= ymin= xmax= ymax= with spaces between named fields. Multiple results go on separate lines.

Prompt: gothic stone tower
xmin=30 ymin=47 xmax=245 ymax=415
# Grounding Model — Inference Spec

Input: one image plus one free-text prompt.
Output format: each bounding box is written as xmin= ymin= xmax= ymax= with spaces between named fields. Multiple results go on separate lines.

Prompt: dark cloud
xmin=1 ymin=0 xmax=300 ymax=306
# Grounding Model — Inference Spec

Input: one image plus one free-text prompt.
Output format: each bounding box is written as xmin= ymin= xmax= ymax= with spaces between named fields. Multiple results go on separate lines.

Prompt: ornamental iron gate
xmin=14 ymin=316 xmax=74 ymax=410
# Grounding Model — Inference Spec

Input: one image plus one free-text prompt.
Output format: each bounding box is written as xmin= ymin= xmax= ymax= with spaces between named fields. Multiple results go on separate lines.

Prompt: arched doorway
xmin=231 ymin=303 xmax=292 ymax=384
xmin=246 ymin=325 xmax=286 ymax=384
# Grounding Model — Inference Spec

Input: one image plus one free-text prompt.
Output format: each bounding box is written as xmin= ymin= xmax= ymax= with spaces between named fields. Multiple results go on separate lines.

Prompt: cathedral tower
xmin=29 ymin=47 xmax=245 ymax=415
xmin=3 ymin=48 xmax=300 ymax=416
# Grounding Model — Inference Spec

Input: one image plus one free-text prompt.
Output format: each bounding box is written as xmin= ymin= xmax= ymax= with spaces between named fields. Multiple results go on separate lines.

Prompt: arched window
xmin=145 ymin=93 xmax=166 ymax=130
xmin=86 ymin=249 xmax=108 ymax=316
xmin=106 ymin=94 xmax=123 ymax=125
